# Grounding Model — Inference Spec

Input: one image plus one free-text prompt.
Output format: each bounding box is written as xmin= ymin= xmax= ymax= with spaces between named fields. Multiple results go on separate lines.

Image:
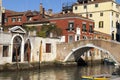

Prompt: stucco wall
xmin=29 ymin=37 xmax=60 ymax=62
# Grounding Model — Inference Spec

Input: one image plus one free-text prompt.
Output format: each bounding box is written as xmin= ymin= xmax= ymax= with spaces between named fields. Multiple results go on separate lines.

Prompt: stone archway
xmin=56 ymin=40 xmax=120 ymax=65
xmin=12 ymin=36 xmax=22 ymax=62
xmin=63 ymin=44 xmax=119 ymax=65
xmin=24 ymin=39 xmax=31 ymax=62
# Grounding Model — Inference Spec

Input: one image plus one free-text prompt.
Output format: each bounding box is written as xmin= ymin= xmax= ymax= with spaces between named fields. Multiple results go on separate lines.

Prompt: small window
xmin=112 ymin=3 xmax=113 ymax=6
xmin=68 ymin=35 xmax=73 ymax=43
xmin=68 ymin=22 xmax=74 ymax=31
xmin=75 ymin=6 xmax=78 ymax=10
xmin=18 ymin=17 xmax=22 ymax=22
xmin=3 ymin=46 xmax=9 ymax=57
xmin=116 ymin=21 xmax=119 ymax=29
xmin=89 ymin=25 xmax=93 ymax=33
xmin=77 ymin=35 xmax=80 ymax=41
xmin=112 ymin=21 xmax=113 ymax=27
xmin=4 ymin=18 xmax=8 ymax=23
xmin=100 ymin=12 xmax=103 ymax=16
xmin=84 ymin=5 xmax=87 ymax=9
xmin=27 ymin=17 xmax=32 ymax=21
xmin=82 ymin=24 xmax=87 ymax=32
xmin=112 ymin=12 xmax=113 ymax=16
xmin=116 ymin=14 xmax=119 ymax=18
xmin=46 ymin=43 xmax=51 ymax=53
xmin=95 ymin=4 xmax=98 ymax=7
xmin=12 ymin=18 xmax=16 ymax=22
xmin=99 ymin=21 xmax=104 ymax=28
xmin=89 ymin=14 xmax=92 ymax=17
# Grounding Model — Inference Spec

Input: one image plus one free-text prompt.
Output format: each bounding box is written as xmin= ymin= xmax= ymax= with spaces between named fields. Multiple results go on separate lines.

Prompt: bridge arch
xmin=63 ymin=44 xmax=119 ymax=64
xmin=56 ymin=40 xmax=120 ymax=65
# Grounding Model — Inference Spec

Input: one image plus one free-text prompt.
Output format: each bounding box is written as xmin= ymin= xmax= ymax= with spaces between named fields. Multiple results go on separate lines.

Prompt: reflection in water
xmin=0 ymin=64 xmax=115 ymax=80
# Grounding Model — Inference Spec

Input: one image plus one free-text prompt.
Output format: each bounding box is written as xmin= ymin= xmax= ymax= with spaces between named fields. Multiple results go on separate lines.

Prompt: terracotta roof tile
xmin=50 ymin=12 xmax=93 ymax=21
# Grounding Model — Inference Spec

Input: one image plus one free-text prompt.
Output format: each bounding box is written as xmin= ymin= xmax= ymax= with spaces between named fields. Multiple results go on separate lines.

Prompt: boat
xmin=81 ymin=74 xmax=111 ymax=80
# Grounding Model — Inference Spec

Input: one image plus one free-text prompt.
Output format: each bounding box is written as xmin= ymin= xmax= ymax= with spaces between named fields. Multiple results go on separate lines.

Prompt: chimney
xmin=48 ymin=9 xmax=53 ymax=16
xmin=40 ymin=3 xmax=43 ymax=14
xmin=42 ymin=8 xmax=45 ymax=18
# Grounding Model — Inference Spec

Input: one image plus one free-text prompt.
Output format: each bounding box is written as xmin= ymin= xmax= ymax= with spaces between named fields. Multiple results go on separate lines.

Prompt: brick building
xmin=49 ymin=13 xmax=94 ymax=42
xmin=2 ymin=3 xmax=51 ymax=28
xmin=2 ymin=10 xmax=42 ymax=27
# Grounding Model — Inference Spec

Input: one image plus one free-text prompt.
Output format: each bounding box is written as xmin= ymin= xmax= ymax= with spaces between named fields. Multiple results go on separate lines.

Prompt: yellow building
xmin=73 ymin=0 xmax=120 ymax=40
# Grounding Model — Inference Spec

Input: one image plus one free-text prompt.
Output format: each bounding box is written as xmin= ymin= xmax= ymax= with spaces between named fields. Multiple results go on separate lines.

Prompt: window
xmin=99 ymin=21 xmax=104 ymax=28
xmin=46 ymin=43 xmax=51 ymax=53
xmin=112 ymin=3 xmax=113 ymax=6
xmin=68 ymin=35 xmax=73 ymax=43
xmin=75 ymin=6 xmax=78 ymax=10
xmin=82 ymin=24 xmax=87 ymax=32
xmin=3 ymin=46 xmax=9 ymax=57
xmin=18 ymin=17 xmax=22 ymax=22
xmin=12 ymin=18 xmax=16 ymax=22
xmin=89 ymin=14 xmax=92 ymax=17
xmin=112 ymin=21 xmax=113 ymax=27
xmin=84 ymin=5 xmax=87 ymax=9
xmin=27 ymin=16 xmax=32 ymax=21
xmin=116 ymin=33 xmax=120 ymax=41
xmin=4 ymin=18 xmax=8 ymax=23
xmin=89 ymin=25 xmax=93 ymax=33
xmin=112 ymin=12 xmax=114 ymax=16
xmin=116 ymin=21 xmax=119 ymax=29
xmin=100 ymin=12 xmax=103 ymax=16
xmin=95 ymin=4 xmax=98 ymax=7
xmin=68 ymin=22 xmax=74 ymax=31
xmin=116 ymin=14 xmax=119 ymax=18
xmin=77 ymin=35 xmax=80 ymax=41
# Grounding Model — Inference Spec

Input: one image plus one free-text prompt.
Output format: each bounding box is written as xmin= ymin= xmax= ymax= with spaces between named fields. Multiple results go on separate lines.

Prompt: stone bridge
xmin=56 ymin=39 xmax=120 ymax=65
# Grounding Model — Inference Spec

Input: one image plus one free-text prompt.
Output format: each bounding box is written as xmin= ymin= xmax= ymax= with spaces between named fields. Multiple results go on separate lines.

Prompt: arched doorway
xmin=12 ymin=36 xmax=22 ymax=62
xmin=24 ymin=39 xmax=31 ymax=62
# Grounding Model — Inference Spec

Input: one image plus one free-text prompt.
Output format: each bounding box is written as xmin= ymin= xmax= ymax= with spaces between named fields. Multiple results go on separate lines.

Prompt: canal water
xmin=0 ymin=64 xmax=118 ymax=80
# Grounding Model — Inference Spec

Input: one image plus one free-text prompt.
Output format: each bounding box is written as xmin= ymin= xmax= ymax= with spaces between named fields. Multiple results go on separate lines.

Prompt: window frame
xmin=12 ymin=17 xmax=16 ymax=22
xmin=99 ymin=21 xmax=104 ymax=28
xmin=3 ymin=45 xmax=9 ymax=57
xmin=68 ymin=22 xmax=74 ymax=31
xmin=46 ymin=43 xmax=51 ymax=53
xmin=95 ymin=3 xmax=98 ymax=7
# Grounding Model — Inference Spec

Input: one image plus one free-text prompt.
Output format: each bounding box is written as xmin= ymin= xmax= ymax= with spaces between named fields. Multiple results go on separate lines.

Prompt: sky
xmin=2 ymin=0 xmax=120 ymax=13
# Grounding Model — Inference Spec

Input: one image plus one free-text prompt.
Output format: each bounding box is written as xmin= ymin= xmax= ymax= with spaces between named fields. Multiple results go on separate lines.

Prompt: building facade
xmin=49 ymin=13 xmax=94 ymax=43
xmin=3 ymin=10 xmax=42 ymax=27
xmin=0 ymin=0 xmax=2 ymax=26
xmin=0 ymin=26 xmax=60 ymax=64
xmin=73 ymin=0 xmax=120 ymax=40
